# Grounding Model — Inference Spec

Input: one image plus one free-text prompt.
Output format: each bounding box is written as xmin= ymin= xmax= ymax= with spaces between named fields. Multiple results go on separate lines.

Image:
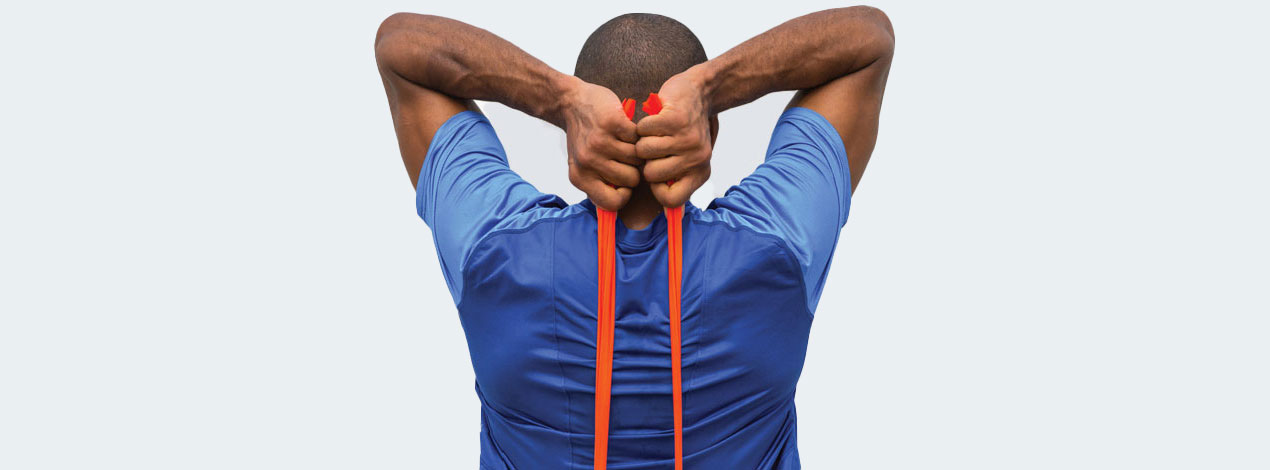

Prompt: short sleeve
xmin=415 ymin=111 xmax=564 ymax=304
xmin=709 ymin=107 xmax=852 ymax=312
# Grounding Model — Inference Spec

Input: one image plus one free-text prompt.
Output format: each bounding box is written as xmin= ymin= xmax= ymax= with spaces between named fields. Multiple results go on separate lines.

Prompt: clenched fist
xmin=561 ymin=78 xmax=642 ymax=211
xmin=635 ymin=66 xmax=716 ymax=208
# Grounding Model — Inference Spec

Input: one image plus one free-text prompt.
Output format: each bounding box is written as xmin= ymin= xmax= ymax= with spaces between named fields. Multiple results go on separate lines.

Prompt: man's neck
xmin=618 ymin=183 xmax=664 ymax=230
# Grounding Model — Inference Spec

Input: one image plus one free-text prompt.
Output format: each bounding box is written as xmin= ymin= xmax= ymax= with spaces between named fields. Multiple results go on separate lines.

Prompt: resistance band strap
xmin=665 ymin=204 xmax=684 ymax=470
xmin=594 ymin=207 xmax=616 ymax=469
xmin=594 ymin=93 xmax=683 ymax=470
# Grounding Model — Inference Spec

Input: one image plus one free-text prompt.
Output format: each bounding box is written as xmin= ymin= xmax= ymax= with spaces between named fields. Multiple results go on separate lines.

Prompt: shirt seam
xmin=686 ymin=216 xmax=817 ymax=321
xmin=689 ymin=236 xmax=710 ymax=394
xmin=783 ymin=110 xmax=851 ymax=309
xmin=547 ymin=222 xmax=576 ymax=467
xmin=457 ymin=209 xmax=815 ymax=320
xmin=456 ymin=209 xmax=591 ymax=311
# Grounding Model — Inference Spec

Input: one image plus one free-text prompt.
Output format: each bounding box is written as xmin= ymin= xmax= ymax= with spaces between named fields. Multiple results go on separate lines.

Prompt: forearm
xmin=695 ymin=6 xmax=894 ymax=113
xmin=374 ymin=13 xmax=579 ymax=127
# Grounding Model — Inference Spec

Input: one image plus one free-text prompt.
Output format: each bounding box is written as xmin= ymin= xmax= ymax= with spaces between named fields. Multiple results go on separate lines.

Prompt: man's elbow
xmin=841 ymin=6 xmax=895 ymax=59
xmin=375 ymin=13 xmax=408 ymax=70
xmin=842 ymin=6 xmax=893 ymax=33
xmin=867 ymin=7 xmax=895 ymax=57
xmin=376 ymin=13 xmax=409 ymax=50
xmin=374 ymin=13 xmax=441 ymax=70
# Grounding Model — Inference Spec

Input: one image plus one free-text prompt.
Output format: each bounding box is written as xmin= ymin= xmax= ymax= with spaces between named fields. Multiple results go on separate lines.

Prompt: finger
xmin=574 ymin=138 xmax=637 ymax=171
xmin=650 ymin=169 xmax=708 ymax=208
xmin=612 ymin=118 xmax=639 ymax=144
xmin=594 ymin=158 xmax=641 ymax=188
xmin=604 ymin=139 xmax=643 ymax=167
xmin=642 ymin=155 xmax=691 ymax=183
xmin=571 ymin=166 xmax=632 ymax=211
xmin=589 ymin=181 xmax=633 ymax=212
xmin=597 ymin=185 xmax=633 ymax=212
xmin=635 ymin=136 xmax=684 ymax=160
xmin=635 ymin=113 xmax=680 ymax=137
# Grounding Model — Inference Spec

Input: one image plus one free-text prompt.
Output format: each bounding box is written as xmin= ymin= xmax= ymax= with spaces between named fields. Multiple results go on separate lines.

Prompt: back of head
xmin=575 ymin=14 xmax=707 ymax=117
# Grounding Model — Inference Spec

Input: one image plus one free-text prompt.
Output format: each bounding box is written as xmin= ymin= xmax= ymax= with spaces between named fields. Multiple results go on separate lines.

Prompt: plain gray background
xmin=2 ymin=0 xmax=1267 ymax=468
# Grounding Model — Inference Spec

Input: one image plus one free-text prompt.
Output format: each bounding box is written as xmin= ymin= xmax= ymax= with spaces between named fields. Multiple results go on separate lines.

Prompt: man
xmin=375 ymin=7 xmax=893 ymax=469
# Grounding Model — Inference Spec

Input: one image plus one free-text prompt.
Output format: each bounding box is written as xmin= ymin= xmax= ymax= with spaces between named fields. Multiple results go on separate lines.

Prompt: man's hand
xmin=562 ymin=77 xmax=642 ymax=211
xmin=635 ymin=66 xmax=714 ymax=208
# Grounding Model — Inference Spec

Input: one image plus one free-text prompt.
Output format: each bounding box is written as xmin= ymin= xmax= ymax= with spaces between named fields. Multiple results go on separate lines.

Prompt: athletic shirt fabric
xmin=416 ymin=107 xmax=851 ymax=470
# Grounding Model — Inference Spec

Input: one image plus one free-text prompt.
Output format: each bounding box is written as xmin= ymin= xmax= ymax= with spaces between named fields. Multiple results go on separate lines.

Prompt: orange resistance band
xmin=594 ymin=93 xmax=684 ymax=470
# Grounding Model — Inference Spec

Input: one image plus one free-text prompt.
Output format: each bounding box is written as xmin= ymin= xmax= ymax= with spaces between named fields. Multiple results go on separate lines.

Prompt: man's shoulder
xmin=461 ymin=202 xmax=591 ymax=263
xmin=688 ymin=203 xmax=807 ymax=271
xmin=485 ymin=202 xmax=590 ymax=238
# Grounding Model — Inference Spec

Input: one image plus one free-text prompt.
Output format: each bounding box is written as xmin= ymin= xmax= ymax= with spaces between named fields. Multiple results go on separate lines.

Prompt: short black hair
xmin=574 ymin=14 xmax=706 ymax=113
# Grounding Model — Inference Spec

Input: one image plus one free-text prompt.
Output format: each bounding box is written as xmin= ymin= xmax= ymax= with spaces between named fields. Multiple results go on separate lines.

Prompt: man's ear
xmin=709 ymin=115 xmax=720 ymax=146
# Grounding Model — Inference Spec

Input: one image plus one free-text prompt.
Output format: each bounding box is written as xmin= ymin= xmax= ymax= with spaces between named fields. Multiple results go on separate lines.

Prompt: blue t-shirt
xmin=417 ymin=107 xmax=851 ymax=470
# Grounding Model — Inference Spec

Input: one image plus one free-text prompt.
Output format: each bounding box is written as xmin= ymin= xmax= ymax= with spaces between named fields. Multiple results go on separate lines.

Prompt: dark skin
xmin=374 ymin=14 xmax=641 ymax=212
xmin=375 ymin=7 xmax=893 ymax=229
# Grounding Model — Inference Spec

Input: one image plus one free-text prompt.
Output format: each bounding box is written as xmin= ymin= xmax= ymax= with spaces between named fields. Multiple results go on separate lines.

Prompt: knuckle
xmin=603 ymin=139 xmax=624 ymax=156
xmin=622 ymin=148 xmax=640 ymax=162
xmin=642 ymin=164 xmax=661 ymax=181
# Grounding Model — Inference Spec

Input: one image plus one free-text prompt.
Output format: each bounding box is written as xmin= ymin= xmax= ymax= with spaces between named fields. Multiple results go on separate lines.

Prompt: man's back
xmin=376 ymin=8 xmax=891 ymax=468
xmin=421 ymin=109 xmax=851 ymax=468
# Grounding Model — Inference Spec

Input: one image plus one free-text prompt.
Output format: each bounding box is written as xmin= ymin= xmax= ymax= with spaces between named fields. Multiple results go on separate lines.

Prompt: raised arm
xmin=636 ymin=6 xmax=894 ymax=204
xmin=374 ymin=13 xmax=640 ymax=210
